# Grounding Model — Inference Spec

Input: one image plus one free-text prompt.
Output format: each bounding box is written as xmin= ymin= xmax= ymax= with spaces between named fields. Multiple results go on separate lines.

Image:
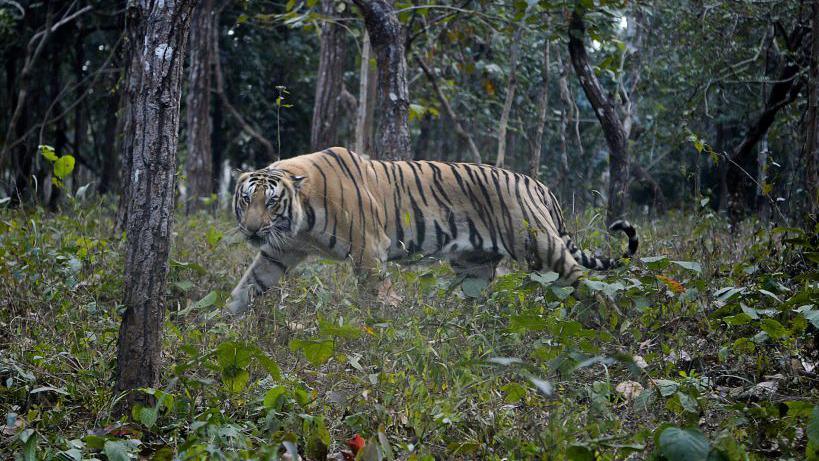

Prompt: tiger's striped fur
xmin=228 ymin=147 xmax=638 ymax=314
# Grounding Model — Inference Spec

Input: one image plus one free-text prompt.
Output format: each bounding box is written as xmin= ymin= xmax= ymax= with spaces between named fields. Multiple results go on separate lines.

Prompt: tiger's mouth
xmin=246 ymin=234 xmax=266 ymax=247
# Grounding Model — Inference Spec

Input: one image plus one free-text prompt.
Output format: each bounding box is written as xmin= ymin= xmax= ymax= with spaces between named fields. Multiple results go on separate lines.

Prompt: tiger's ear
xmin=231 ymin=168 xmax=246 ymax=180
xmin=291 ymin=175 xmax=307 ymax=191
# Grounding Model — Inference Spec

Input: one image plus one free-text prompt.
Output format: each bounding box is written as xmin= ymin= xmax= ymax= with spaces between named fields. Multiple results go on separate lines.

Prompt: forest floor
xmin=1 ymin=200 xmax=818 ymax=460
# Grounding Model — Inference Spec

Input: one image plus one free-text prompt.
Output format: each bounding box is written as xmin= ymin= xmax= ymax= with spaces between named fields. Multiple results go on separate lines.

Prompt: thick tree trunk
xmin=114 ymin=0 xmax=195 ymax=413
xmin=529 ymin=27 xmax=550 ymax=178
xmin=352 ymin=0 xmax=411 ymax=160
xmin=185 ymin=0 xmax=215 ymax=213
xmin=568 ymin=9 xmax=629 ymax=223
xmin=311 ymin=0 xmax=346 ymax=150
xmin=355 ymin=32 xmax=376 ymax=155
xmin=496 ymin=27 xmax=523 ymax=168
xmin=806 ymin=1 xmax=819 ymax=224
xmin=416 ymin=54 xmax=481 ymax=163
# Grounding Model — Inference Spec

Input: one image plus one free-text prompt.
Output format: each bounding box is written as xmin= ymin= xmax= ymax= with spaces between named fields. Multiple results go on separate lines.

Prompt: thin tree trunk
xmin=416 ymin=54 xmax=481 ymax=163
xmin=555 ymin=47 xmax=571 ymax=190
xmin=352 ymin=0 xmax=411 ymax=160
xmin=726 ymin=23 xmax=807 ymax=216
xmin=496 ymin=27 xmax=523 ymax=168
xmin=114 ymin=0 xmax=196 ymax=413
xmin=568 ymin=9 xmax=629 ymax=223
xmin=212 ymin=8 xmax=275 ymax=160
xmin=806 ymin=1 xmax=819 ymax=224
xmin=529 ymin=25 xmax=550 ymax=178
xmin=355 ymin=32 xmax=376 ymax=155
xmin=185 ymin=0 xmax=215 ymax=213
xmin=311 ymin=0 xmax=346 ymax=150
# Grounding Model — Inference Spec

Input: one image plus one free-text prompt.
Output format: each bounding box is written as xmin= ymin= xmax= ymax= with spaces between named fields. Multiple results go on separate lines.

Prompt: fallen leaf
xmin=656 ymin=275 xmax=685 ymax=294
xmin=615 ymin=381 xmax=644 ymax=400
xmin=347 ymin=434 xmax=366 ymax=454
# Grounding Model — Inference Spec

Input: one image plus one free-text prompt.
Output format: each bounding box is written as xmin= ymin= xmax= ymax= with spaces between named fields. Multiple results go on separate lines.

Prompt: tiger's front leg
xmin=227 ymin=247 xmax=305 ymax=314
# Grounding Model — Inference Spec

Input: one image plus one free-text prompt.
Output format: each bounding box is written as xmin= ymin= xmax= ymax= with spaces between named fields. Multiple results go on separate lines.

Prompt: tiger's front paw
xmin=226 ymin=286 xmax=251 ymax=315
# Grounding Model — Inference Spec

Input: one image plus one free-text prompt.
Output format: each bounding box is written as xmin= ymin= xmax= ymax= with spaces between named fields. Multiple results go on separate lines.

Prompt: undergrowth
xmin=1 ymin=198 xmax=817 ymax=460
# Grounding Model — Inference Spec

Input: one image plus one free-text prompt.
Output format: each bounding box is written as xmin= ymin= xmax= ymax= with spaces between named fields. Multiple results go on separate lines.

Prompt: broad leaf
xmin=658 ymin=427 xmax=710 ymax=461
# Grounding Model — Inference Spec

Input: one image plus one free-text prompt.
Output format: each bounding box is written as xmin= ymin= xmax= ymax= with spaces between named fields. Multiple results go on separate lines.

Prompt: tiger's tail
xmin=562 ymin=220 xmax=638 ymax=270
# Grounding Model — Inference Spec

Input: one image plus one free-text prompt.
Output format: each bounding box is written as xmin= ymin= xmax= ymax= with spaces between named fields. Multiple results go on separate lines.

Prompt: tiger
xmin=227 ymin=147 xmax=638 ymax=314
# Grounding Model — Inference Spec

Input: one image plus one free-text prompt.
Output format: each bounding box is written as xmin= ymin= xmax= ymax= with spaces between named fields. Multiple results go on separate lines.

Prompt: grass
xmin=0 ymin=198 xmax=817 ymax=460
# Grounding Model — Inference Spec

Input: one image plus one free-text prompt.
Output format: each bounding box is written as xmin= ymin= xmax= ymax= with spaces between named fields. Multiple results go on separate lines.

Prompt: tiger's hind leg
xmin=527 ymin=232 xmax=584 ymax=285
xmin=449 ymin=251 xmax=503 ymax=292
xmin=228 ymin=248 xmax=306 ymax=315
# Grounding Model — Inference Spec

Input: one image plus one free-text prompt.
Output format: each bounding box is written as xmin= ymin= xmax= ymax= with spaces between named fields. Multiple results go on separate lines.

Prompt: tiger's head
xmin=233 ymin=168 xmax=306 ymax=249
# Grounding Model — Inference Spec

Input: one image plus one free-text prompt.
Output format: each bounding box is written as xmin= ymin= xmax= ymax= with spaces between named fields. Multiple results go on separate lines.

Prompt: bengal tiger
xmin=227 ymin=147 xmax=638 ymax=314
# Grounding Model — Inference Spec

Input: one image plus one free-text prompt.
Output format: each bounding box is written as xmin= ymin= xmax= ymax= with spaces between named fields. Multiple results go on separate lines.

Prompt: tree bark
xmin=568 ymin=8 xmax=629 ymax=223
xmin=114 ymin=0 xmax=196 ymax=413
xmin=311 ymin=0 xmax=346 ymax=150
xmin=496 ymin=27 xmax=523 ymax=168
xmin=529 ymin=25 xmax=551 ymax=178
xmin=185 ymin=0 xmax=215 ymax=213
xmin=352 ymin=0 xmax=411 ymax=160
xmin=355 ymin=31 xmax=376 ymax=155
xmin=415 ymin=54 xmax=481 ymax=163
xmin=806 ymin=1 xmax=819 ymax=225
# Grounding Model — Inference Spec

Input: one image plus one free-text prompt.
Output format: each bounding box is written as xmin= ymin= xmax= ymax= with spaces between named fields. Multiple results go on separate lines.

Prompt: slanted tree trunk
xmin=496 ymin=27 xmax=523 ymax=168
xmin=355 ymin=32 xmax=376 ymax=155
xmin=568 ymin=9 xmax=629 ymax=223
xmin=726 ymin=22 xmax=808 ymax=217
xmin=529 ymin=24 xmax=551 ymax=178
xmin=114 ymin=0 xmax=196 ymax=413
xmin=185 ymin=0 xmax=215 ymax=213
xmin=352 ymin=0 xmax=411 ymax=160
xmin=311 ymin=0 xmax=346 ymax=150
xmin=806 ymin=1 xmax=819 ymax=225
xmin=416 ymin=54 xmax=481 ymax=163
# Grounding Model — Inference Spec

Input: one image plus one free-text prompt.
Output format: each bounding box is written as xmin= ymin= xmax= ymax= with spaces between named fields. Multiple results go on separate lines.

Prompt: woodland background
xmin=1 ymin=1 xmax=819 ymax=460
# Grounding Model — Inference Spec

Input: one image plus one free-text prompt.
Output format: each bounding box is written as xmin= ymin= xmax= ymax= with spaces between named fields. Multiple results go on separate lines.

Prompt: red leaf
xmin=347 ymin=434 xmax=365 ymax=454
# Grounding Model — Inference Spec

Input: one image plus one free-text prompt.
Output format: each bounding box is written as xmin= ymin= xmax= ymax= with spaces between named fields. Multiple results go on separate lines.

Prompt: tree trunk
xmin=806 ymin=1 xmax=819 ymax=225
xmin=355 ymin=31 xmax=376 ymax=155
xmin=114 ymin=0 xmax=196 ymax=413
xmin=496 ymin=27 xmax=523 ymax=168
xmin=211 ymin=7 xmax=276 ymax=160
xmin=568 ymin=9 xmax=629 ymax=223
xmin=726 ymin=23 xmax=807 ymax=217
xmin=352 ymin=0 xmax=411 ymax=160
xmin=185 ymin=0 xmax=215 ymax=213
xmin=311 ymin=0 xmax=346 ymax=150
xmin=529 ymin=25 xmax=550 ymax=178
xmin=416 ymin=54 xmax=481 ymax=163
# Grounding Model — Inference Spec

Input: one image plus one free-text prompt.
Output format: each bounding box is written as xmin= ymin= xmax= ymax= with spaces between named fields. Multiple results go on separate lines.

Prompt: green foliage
xmin=39 ymin=145 xmax=76 ymax=188
xmin=1 ymin=207 xmax=817 ymax=459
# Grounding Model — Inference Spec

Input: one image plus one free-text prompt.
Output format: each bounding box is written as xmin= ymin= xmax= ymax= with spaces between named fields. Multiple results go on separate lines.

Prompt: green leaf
xmin=759 ymin=318 xmax=788 ymax=339
xmin=461 ymin=277 xmax=488 ymax=298
xmin=658 ymin=427 xmax=710 ymax=461
xmin=641 ymin=255 xmax=670 ymax=270
xmin=584 ymin=279 xmax=625 ymax=298
xmin=39 ymin=145 xmax=58 ymax=161
xmin=509 ymin=314 xmax=547 ymax=332
xmin=54 ymin=155 xmax=75 ymax=179
xmin=671 ymin=260 xmax=702 ymax=274
xmin=103 ymin=440 xmax=139 ymax=461
xmin=216 ymin=341 xmax=254 ymax=393
xmin=263 ymin=385 xmax=287 ymax=410
xmin=653 ymin=379 xmax=679 ymax=397
xmin=567 ymin=444 xmax=594 ymax=461
xmin=205 ymin=226 xmax=223 ymax=247
xmin=290 ymin=339 xmax=335 ymax=365
xmin=318 ymin=318 xmax=363 ymax=339
xmin=808 ymin=406 xmax=819 ymax=445
xmin=501 ymin=382 xmax=527 ymax=403
xmin=530 ymin=271 xmax=559 ymax=286
xmin=194 ymin=291 xmax=218 ymax=309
